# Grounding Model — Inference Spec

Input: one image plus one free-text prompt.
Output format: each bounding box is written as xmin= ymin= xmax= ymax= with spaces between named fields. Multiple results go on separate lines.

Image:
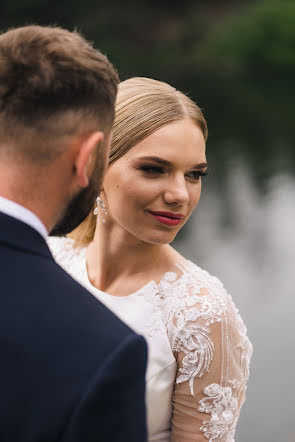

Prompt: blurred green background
xmin=1 ymin=1 xmax=294 ymax=441
xmin=2 ymin=0 xmax=295 ymax=185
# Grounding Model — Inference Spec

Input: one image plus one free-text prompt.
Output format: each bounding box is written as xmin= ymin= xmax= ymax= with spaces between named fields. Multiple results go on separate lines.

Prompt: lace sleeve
xmin=164 ymin=261 xmax=253 ymax=442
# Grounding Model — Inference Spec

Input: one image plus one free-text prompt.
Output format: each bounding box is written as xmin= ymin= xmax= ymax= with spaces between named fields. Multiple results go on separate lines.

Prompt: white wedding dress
xmin=48 ymin=236 xmax=253 ymax=442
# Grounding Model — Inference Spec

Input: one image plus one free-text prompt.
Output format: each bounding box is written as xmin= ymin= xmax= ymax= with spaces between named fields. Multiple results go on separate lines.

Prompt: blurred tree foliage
xmin=194 ymin=0 xmax=295 ymax=186
xmin=1 ymin=0 xmax=294 ymax=185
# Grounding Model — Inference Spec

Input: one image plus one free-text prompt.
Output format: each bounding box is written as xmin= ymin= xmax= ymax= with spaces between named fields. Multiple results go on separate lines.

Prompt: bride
xmin=49 ymin=77 xmax=253 ymax=441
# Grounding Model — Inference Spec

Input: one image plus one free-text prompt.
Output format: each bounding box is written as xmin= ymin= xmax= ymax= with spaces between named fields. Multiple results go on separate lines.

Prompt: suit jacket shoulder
xmin=0 ymin=213 xmax=147 ymax=441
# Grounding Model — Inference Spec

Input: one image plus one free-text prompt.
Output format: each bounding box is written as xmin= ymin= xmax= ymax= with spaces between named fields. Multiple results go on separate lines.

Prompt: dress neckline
xmin=81 ymin=256 xmax=160 ymax=300
xmin=80 ymin=250 xmax=189 ymax=301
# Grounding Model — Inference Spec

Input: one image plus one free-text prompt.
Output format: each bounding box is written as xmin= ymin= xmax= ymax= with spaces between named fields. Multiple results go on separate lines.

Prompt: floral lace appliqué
xmin=199 ymin=383 xmax=237 ymax=441
xmin=161 ymin=266 xmax=228 ymax=391
xmin=175 ymin=324 xmax=214 ymax=396
xmin=139 ymin=261 xmax=231 ymax=392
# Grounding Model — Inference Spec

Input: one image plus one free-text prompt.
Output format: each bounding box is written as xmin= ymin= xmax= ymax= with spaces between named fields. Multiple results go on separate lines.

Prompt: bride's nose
xmin=163 ymin=175 xmax=189 ymax=205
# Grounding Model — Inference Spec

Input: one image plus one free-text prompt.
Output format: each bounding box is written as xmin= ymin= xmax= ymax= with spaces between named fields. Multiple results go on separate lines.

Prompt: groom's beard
xmin=50 ymin=146 xmax=106 ymax=236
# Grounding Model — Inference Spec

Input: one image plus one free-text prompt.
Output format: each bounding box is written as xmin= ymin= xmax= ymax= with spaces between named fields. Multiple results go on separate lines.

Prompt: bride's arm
xmin=168 ymin=270 xmax=252 ymax=441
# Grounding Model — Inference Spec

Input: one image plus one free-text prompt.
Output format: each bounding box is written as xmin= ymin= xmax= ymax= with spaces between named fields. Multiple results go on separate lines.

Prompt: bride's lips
xmin=147 ymin=210 xmax=184 ymax=226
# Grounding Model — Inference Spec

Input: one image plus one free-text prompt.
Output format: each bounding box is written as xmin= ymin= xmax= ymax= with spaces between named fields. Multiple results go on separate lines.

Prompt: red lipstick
xmin=147 ymin=211 xmax=184 ymax=226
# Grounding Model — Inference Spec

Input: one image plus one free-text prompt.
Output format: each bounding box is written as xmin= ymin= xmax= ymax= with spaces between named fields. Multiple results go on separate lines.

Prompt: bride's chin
xmin=139 ymin=231 xmax=179 ymax=246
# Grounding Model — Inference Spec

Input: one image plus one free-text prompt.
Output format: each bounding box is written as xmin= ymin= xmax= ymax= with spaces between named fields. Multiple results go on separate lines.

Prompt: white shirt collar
xmin=0 ymin=196 xmax=48 ymax=239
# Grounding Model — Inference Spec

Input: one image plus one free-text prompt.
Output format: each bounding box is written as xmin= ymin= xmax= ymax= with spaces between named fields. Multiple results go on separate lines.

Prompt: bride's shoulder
xmin=162 ymin=257 xmax=246 ymax=338
xmin=159 ymin=257 xmax=235 ymax=321
xmin=47 ymin=236 xmax=86 ymax=271
xmin=164 ymin=247 xmax=226 ymax=295
xmin=172 ymin=258 xmax=228 ymax=297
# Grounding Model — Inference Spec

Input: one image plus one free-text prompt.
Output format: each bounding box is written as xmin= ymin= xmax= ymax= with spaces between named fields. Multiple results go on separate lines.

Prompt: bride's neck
xmin=86 ymin=223 xmax=177 ymax=294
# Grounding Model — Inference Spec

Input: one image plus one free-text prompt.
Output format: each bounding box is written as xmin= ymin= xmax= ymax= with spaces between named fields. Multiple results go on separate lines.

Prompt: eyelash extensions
xmin=140 ymin=165 xmax=208 ymax=180
xmin=189 ymin=170 xmax=208 ymax=179
xmin=140 ymin=165 xmax=165 ymax=174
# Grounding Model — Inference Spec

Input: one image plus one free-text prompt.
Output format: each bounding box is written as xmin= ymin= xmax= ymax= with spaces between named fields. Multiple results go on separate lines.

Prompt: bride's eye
xmin=140 ymin=165 xmax=165 ymax=175
xmin=187 ymin=170 xmax=208 ymax=180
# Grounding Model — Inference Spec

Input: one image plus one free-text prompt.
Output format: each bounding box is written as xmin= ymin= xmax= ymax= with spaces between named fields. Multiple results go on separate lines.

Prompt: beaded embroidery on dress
xmin=48 ymin=236 xmax=253 ymax=442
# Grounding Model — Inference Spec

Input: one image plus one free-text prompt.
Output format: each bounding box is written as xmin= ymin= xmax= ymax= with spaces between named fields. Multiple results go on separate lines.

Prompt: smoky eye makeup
xmin=187 ymin=169 xmax=208 ymax=180
xmin=139 ymin=164 xmax=165 ymax=174
xmin=132 ymin=158 xmax=167 ymax=175
xmin=133 ymin=157 xmax=208 ymax=179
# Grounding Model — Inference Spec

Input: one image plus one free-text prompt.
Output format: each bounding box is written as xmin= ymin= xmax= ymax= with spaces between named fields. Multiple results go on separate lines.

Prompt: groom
xmin=0 ymin=26 xmax=147 ymax=441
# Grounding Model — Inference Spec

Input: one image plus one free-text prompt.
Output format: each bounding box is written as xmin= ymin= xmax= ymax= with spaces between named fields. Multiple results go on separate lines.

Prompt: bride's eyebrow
xmin=135 ymin=156 xmax=208 ymax=169
xmin=135 ymin=156 xmax=170 ymax=166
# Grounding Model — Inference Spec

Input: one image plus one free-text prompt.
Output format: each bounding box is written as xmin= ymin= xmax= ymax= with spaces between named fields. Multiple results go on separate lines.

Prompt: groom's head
xmin=0 ymin=25 xmax=118 ymax=234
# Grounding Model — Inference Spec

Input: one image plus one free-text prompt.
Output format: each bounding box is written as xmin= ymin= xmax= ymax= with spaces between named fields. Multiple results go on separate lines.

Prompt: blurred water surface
xmin=174 ymin=166 xmax=295 ymax=442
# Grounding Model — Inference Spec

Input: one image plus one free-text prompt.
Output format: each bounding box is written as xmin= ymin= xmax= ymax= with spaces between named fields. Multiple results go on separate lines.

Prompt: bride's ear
xmin=74 ymin=131 xmax=104 ymax=188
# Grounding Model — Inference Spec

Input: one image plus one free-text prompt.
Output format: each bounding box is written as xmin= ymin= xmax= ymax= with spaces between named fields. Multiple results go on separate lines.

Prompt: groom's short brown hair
xmin=0 ymin=25 xmax=119 ymax=163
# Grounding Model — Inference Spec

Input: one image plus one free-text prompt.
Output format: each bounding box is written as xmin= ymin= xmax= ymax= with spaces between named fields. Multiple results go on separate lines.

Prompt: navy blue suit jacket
xmin=0 ymin=212 xmax=148 ymax=442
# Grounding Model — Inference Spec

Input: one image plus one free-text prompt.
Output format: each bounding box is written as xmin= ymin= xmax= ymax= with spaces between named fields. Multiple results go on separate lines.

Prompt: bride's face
xmin=101 ymin=118 xmax=207 ymax=244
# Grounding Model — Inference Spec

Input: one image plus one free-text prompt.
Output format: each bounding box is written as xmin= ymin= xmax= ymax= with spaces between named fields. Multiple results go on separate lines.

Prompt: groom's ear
xmin=74 ymin=131 xmax=104 ymax=188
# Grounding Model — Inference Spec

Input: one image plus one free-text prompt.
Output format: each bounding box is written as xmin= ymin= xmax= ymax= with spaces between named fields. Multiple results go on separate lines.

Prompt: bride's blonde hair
xmin=69 ymin=77 xmax=208 ymax=247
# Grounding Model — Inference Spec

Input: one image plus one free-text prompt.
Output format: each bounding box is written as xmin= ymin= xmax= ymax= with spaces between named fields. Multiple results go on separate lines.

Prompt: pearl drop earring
xmin=93 ymin=195 xmax=107 ymax=223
